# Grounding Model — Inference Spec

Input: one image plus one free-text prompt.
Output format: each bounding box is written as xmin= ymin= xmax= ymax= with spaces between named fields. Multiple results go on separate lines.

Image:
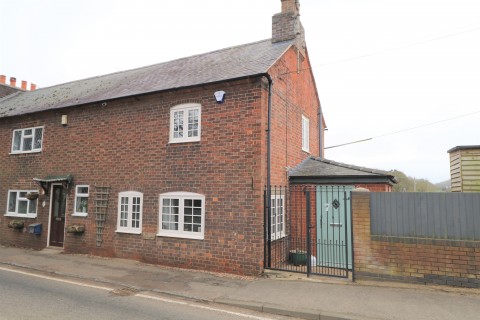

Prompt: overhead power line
xmin=318 ymin=24 xmax=480 ymax=68
xmin=325 ymin=109 xmax=480 ymax=150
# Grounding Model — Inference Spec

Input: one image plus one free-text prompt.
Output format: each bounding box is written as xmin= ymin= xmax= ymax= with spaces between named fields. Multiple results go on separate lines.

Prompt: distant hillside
xmin=435 ymin=179 xmax=451 ymax=191
xmin=389 ymin=170 xmax=444 ymax=192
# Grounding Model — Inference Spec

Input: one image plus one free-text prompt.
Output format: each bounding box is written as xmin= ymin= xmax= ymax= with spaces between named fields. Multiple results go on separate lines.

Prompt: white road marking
xmin=137 ymin=293 xmax=275 ymax=320
xmin=0 ymin=266 xmax=111 ymax=291
xmin=0 ymin=266 xmax=278 ymax=320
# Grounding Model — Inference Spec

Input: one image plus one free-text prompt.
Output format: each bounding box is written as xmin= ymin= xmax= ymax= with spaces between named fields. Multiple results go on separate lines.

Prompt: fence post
xmin=306 ymin=189 xmax=312 ymax=277
xmin=350 ymin=191 xmax=355 ymax=282
xmin=343 ymin=190 xmax=349 ymax=278
xmin=264 ymin=186 xmax=272 ymax=268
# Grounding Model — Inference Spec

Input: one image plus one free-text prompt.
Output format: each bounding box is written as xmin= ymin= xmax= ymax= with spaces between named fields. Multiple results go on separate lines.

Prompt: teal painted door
xmin=316 ymin=186 xmax=353 ymax=269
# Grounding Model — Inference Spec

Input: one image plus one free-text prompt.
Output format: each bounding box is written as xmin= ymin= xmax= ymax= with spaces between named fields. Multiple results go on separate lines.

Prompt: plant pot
xmin=25 ymin=192 xmax=39 ymax=200
xmin=289 ymin=250 xmax=307 ymax=266
xmin=8 ymin=220 xmax=24 ymax=229
xmin=66 ymin=224 xmax=85 ymax=234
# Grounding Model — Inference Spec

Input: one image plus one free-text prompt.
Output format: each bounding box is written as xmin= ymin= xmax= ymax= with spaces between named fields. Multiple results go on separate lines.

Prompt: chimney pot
xmin=30 ymin=83 xmax=37 ymax=91
xmin=281 ymin=0 xmax=300 ymax=14
xmin=10 ymin=77 xmax=17 ymax=87
xmin=21 ymin=80 xmax=27 ymax=90
xmin=0 ymin=75 xmax=5 ymax=84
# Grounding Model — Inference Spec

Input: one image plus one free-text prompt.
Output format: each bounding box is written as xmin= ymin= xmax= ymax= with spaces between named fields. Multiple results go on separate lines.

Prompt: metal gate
xmin=265 ymin=185 xmax=353 ymax=278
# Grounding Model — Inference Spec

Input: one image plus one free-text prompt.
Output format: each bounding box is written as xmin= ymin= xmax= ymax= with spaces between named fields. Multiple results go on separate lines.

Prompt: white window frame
xmin=169 ymin=103 xmax=201 ymax=143
xmin=302 ymin=115 xmax=310 ymax=152
xmin=11 ymin=126 xmax=44 ymax=154
xmin=116 ymin=191 xmax=143 ymax=234
xmin=73 ymin=185 xmax=89 ymax=217
xmin=271 ymin=195 xmax=285 ymax=240
xmin=5 ymin=190 xmax=38 ymax=218
xmin=158 ymin=192 xmax=205 ymax=240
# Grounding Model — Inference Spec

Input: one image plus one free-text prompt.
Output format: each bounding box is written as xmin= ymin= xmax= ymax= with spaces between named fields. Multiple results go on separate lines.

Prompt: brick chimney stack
xmin=0 ymin=75 xmax=6 ymax=84
xmin=10 ymin=77 xmax=17 ymax=87
xmin=272 ymin=0 xmax=305 ymax=53
xmin=21 ymin=80 xmax=27 ymax=90
xmin=30 ymin=83 xmax=37 ymax=91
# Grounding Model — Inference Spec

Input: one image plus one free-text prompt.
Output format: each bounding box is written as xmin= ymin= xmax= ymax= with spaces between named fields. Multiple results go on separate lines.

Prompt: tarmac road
xmin=0 ymin=267 xmax=297 ymax=320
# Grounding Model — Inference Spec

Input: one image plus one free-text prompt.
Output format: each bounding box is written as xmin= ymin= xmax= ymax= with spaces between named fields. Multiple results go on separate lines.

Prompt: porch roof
xmin=289 ymin=157 xmax=397 ymax=185
xmin=33 ymin=174 xmax=73 ymax=184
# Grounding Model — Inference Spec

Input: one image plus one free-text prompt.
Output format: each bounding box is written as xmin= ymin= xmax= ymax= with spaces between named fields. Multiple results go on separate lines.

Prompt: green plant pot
xmin=289 ymin=251 xmax=307 ymax=266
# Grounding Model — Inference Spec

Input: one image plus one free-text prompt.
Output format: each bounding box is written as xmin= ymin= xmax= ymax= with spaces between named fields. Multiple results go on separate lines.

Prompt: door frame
xmin=47 ymin=183 xmax=67 ymax=248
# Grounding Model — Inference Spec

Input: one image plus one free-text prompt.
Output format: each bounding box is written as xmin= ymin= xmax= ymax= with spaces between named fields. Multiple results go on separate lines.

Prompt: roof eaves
xmin=1 ymin=72 xmax=270 ymax=120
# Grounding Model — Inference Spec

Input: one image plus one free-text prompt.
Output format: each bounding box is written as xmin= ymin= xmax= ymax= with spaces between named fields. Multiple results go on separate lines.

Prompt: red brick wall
xmin=0 ymin=78 xmax=267 ymax=275
xmin=352 ymin=190 xmax=480 ymax=288
xmin=0 ymin=46 xmax=319 ymax=275
xmin=268 ymin=47 xmax=321 ymax=186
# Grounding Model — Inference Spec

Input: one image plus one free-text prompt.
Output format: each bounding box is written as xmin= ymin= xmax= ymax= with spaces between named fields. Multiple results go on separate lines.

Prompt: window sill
xmin=115 ymin=229 xmax=142 ymax=235
xmin=9 ymin=150 xmax=42 ymax=155
xmin=168 ymin=138 xmax=201 ymax=144
xmin=72 ymin=213 xmax=88 ymax=217
xmin=157 ymin=232 xmax=204 ymax=240
xmin=5 ymin=213 xmax=37 ymax=219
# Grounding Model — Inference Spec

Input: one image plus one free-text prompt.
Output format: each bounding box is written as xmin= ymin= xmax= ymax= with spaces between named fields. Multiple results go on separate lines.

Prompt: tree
xmin=389 ymin=170 xmax=442 ymax=192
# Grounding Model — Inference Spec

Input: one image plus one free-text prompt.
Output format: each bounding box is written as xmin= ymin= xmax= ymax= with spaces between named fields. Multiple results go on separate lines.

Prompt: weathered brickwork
xmin=268 ymin=47 xmax=320 ymax=186
xmin=0 ymin=45 xmax=320 ymax=275
xmin=352 ymin=191 xmax=480 ymax=288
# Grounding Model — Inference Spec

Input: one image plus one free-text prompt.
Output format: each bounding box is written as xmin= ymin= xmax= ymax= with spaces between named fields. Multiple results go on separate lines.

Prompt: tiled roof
xmin=289 ymin=156 xmax=397 ymax=183
xmin=0 ymin=39 xmax=293 ymax=118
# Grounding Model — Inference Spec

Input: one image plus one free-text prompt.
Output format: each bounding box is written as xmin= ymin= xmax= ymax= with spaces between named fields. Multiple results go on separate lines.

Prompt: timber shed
xmin=448 ymin=145 xmax=480 ymax=192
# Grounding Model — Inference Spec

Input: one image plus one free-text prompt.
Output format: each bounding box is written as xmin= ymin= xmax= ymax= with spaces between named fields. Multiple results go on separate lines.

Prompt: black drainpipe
xmin=263 ymin=73 xmax=273 ymax=268
xmin=318 ymin=108 xmax=323 ymax=158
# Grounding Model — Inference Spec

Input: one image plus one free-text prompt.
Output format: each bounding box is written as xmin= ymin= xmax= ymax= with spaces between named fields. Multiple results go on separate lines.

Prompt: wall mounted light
xmin=214 ymin=91 xmax=226 ymax=104
xmin=61 ymin=115 xmax=68 ymax=126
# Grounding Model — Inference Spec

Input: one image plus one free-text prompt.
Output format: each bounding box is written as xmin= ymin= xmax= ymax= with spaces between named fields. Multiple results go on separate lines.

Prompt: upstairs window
xmin=116 ymin=191 xmax=143 ymax=234
xmin=5 ymin=190 xmax=38 ymax=218
xmin=158 ymin=192 xmax=205 ymax=240
xmin=169 ymin=104 xmax=201 ymax=143
xmin=11 ymin=126 xmax=43 ymax=153
xmin=302 ymin=115 xmax=309 ymax=152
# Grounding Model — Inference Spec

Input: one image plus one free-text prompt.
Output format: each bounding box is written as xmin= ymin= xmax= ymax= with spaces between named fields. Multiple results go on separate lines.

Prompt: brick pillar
xmin=351 ymin=188 xmax=371 ymax=275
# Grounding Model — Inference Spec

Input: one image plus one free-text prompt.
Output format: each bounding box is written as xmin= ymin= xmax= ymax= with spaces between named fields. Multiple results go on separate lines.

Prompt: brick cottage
xmin=0 ymin=0 xmax=323 ymax=275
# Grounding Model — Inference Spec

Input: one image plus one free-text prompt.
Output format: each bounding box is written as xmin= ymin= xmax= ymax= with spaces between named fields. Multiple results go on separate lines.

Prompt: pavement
xmin=1 ymin=246 xmax=479 ymax=320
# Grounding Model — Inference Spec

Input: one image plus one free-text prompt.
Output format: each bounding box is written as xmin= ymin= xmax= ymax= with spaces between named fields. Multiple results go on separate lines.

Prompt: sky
xmin=1 ymin=0 xmax=479 ymax=183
